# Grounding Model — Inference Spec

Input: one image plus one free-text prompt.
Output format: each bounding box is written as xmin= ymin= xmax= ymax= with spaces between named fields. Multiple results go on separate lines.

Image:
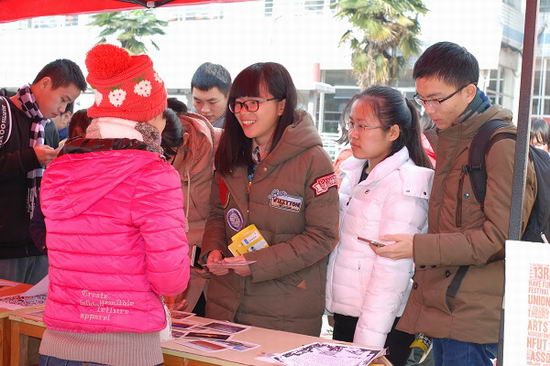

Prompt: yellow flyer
xmin=228 ymin=224 xmax=269 ymax=256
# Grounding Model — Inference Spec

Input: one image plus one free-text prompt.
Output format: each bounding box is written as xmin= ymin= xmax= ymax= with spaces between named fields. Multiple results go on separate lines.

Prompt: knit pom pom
xmin=86 ymin=44 xmax=131 ymax=80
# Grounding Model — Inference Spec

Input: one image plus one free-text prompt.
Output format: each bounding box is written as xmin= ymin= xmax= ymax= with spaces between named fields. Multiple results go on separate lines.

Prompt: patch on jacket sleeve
xmin=310 ymin=173 xmax=338 ymax=197
xmin=226 ymin=208 xmax=244 ymax=232
xmin=268 ymin=189 xmax=303 ymax=213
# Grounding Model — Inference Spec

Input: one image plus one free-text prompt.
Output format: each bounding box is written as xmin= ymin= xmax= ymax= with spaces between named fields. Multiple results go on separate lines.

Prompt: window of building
xmin=32 ymin=16 xmax=59 ymax=28
xmin=304 ymin=0 xmax=325 ymax=14
xmin=503 ymin=0 xmax=521 ymax=9
xmin=485 ymin=68 xmax=504 ymax=105
xmin=318 ymin=70 xmax=359 ymax=133
xmin=304 ymin=0 xmax=338 ymax=14
xmin=164 ymin=4 xmax=224 ymax=21
xmin=184 ymin=4 xmax=223 ymax=20
xmin=65 ymin=15 xmax=79 ymax=27
xmin=532 ymin=58 xmax=550 ymax=117
xmin=264 ymin=0 xmax=274 ymax=17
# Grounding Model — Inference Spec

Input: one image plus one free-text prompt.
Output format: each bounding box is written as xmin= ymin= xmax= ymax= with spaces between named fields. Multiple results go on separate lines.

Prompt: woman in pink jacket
xmin=38 ymin=44 xmax=190 ymax=366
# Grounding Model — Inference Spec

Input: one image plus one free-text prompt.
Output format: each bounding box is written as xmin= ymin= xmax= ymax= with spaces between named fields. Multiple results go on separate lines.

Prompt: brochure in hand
xmin=228 ymin=224 xmax=269 ymax=256
xmin=205 ymin=260 xmax=256 ymax=270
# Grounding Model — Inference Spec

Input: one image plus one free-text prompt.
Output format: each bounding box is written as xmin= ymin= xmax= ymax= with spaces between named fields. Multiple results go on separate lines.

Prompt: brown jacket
xmin=201 ymin=111 xmax=339 ymax=336
xmin=171 ymin=112 xmax=221 ymax=311
xmin=397 ymin=105 xmax=537 ymax=343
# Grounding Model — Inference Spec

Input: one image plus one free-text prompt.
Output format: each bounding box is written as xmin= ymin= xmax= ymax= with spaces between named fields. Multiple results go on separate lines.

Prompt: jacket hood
xmin=171 ymin=112 xmax=219 ymax=179
xmin=263 ymin=110 xmax=322 ymax=168
xmin=41 ymin=149 xmax=164 ymax=220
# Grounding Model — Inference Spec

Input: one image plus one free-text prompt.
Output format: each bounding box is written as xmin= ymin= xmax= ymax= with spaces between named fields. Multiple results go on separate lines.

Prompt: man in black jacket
xmin=0 ymin=59 xmax=86 ymax=284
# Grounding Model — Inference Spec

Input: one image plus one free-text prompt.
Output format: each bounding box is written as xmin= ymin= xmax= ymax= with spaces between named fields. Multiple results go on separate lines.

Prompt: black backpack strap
xmin=466 ymin=120 xmax=514 ymax=207
xmin=447 ymin=120 xmax=515 ymax=301
xmin=0 ymin=96 xmax=13 ymax=149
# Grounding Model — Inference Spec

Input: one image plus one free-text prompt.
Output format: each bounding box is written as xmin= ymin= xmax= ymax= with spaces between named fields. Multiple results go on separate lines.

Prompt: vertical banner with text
xmin=504 ymin=240 xmax=550 ymax=366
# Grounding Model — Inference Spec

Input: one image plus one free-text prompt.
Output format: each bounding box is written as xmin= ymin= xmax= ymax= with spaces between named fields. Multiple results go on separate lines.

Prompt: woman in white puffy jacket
xmin=326 ymin=86 xmax=434 ymax=364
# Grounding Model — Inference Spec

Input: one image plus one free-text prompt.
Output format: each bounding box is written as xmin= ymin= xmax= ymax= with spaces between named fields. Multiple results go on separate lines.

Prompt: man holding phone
xmin=375 ymin=42 xmax=537 ymax=365
xmin=0 ymin=59 xmax=86 ymax=284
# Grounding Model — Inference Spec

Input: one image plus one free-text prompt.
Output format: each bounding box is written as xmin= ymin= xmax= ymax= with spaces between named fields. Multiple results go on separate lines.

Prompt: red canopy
xmin=0 ymin=0 xmax=247 ymax=23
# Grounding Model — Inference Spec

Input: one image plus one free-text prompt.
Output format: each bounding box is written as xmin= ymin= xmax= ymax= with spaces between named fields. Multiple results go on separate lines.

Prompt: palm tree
xmin=89 ymin=10 xmax=168 ymax=55
xmin=336 ymin=0 xmax=428 ymax=88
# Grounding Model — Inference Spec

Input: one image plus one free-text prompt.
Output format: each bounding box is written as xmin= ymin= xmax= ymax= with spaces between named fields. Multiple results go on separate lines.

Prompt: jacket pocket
xmin=419 ymin=269 xmax=455 ymax=315
xmin=278 ymin=271 xmax=303 ymax=288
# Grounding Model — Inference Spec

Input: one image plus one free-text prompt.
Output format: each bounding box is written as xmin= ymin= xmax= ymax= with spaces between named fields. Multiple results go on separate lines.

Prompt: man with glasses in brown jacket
xmin=373 ymin=41 xmax=537 ymax=366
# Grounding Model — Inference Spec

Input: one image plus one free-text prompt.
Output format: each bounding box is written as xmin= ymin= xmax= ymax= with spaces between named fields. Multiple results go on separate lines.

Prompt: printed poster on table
xmin=504 ymin=240 xmax=550 ymax=366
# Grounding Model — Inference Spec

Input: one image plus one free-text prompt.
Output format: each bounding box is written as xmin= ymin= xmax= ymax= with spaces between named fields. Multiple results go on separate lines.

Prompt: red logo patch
xmin=218 ymin=176 xmax=230 ymax=208
xmin=310 ymin=173 xmax=337 ymax=197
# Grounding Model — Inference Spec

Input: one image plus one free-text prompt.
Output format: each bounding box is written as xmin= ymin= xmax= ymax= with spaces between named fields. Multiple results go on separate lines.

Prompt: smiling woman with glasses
xmin=201 ymin=62 xmax=339 ymax=337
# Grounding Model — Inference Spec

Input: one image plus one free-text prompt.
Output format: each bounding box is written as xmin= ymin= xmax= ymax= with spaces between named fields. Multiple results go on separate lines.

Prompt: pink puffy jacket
xmin=40 ymin=148 xmax=190 ymax=333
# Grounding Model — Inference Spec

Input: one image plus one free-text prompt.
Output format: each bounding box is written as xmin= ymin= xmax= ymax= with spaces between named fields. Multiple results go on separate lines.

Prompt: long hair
xmin=345 ymin=85 xmax=433 ymax=169
xmin=215 ymin=62 xmax=298 ymax=175
xmin=161 ymin=108 xmax=184 ymax=158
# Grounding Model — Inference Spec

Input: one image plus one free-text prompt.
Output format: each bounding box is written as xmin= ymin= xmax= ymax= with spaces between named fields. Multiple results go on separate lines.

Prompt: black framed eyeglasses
xmin=414 ymin=84 xmax=471 ymax=108
xmin=229 ymin=97 xmax=279 ymax=114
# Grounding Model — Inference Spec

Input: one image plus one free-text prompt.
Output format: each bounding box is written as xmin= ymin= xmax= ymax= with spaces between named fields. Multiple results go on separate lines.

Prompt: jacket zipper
xmin=455 ymin=170 xmax=466 ymax=228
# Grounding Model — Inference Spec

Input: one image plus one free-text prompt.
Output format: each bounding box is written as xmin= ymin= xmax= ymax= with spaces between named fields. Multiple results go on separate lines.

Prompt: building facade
xmin=0 ymin=0 xmax=529 ymax=158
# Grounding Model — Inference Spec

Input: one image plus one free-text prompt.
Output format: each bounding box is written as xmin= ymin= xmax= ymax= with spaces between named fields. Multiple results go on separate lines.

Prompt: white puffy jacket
xmin=326 ymin=147 xmax=433 ymax=347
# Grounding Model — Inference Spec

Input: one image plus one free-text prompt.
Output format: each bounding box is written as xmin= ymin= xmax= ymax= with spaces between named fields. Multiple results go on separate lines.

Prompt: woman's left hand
xmin=374 ymin=234 xmax=414 ymax=260
xmin=223 ymin=256 xmax=252 ymax=277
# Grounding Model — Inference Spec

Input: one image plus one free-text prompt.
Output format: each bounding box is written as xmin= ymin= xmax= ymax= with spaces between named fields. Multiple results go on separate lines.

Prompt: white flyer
xmin=273 ymin=342 xmax=384 ymax=366
xmin=504 ymin=240 xmax=550 ymax=366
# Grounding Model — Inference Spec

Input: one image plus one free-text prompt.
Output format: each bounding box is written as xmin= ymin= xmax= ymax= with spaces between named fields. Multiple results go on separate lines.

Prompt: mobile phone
xmin=191 ymin=245 xmax=203 ymax=268
xmin=357 ymin=237 xmax=387 ymax=247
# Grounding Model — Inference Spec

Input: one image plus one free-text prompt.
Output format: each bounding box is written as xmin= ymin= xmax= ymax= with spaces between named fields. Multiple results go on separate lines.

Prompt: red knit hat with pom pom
xmin=86 ymin=44 xmax=167 ymax=122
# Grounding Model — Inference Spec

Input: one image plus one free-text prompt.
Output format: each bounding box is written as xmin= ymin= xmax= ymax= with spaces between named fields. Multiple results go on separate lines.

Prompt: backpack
xmin=0 ymin=96 xmax=13 ymax=148
xmin=447 ymin=119 xmax=550 ymax=299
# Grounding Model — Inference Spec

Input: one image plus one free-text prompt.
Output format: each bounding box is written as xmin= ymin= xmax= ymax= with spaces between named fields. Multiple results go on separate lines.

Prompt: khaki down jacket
xmin=201 ymin=111 xmax=339 ymax=336
xmin=170 ymin=112 xmax=221 ymax=311
xmin=397 ymin=105 xmax=537 ymax=344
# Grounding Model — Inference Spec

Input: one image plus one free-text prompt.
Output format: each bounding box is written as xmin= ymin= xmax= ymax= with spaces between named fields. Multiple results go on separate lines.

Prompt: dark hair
xmin=413 ymin=42 xmax=479 ymax=88
xmin=68 ymin=109 xmax=92 ymax=138
xmin=191 ymin=62 xmax=232 ymax=96
xmin=0 ymin=88 xmax=15 ymax=97
xmin=531 ymin=118 xmax=550 ymax=146
xmin=344 ymin=85 xmax=432 ymax=169
xmin=33 ymin=59 xmax=87 ymax=92
xmin=161 ymin=108 xmax=184 ymax=158
xmin=167 ymin=97 xmax=188 ymax=115
xmin=337 ymin=104 xmax=353 ymax=145
xmin=215 ymin=62 xmax=298 ymax=175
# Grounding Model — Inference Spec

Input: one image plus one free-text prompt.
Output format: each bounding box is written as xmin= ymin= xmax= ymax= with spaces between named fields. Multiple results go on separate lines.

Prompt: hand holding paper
xmin=222 ymin=256 xmax=253 ymax=277
xmin=205 ymin=258 xmax=256 ymax=277
xmin=206 ymin=250 xmax=229 ymax=276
